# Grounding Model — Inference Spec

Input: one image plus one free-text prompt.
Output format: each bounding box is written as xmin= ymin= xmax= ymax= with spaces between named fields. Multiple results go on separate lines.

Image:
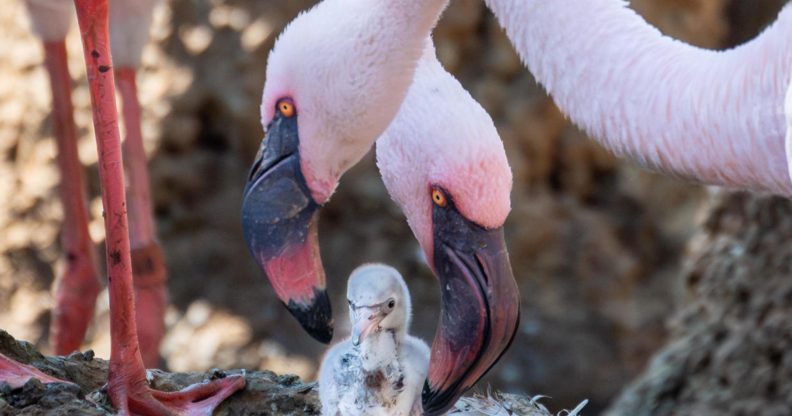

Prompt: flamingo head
xmin=241 ymin=1 xmax=435 ymax=344
xmin=377 ymin=46 xmax=520 ymax=416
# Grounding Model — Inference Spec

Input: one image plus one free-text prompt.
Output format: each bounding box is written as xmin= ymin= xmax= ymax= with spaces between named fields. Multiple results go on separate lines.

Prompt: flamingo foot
xmin=49 ymin=255 xmax=102 ymax=356
xmin=131 ymin=243 xmax=168 ymax=369
xmin=107 ymin=371 xmax=245 ymax=416
xmin=0 ymin=354 xmax=72 ymax=390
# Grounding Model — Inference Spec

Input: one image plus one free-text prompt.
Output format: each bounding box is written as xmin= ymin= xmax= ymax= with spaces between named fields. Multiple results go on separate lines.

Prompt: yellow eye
xmin=277 ymin=99 xmax=295 ymax=118
xmin=432 ymin=189 xmax=447 ymax=207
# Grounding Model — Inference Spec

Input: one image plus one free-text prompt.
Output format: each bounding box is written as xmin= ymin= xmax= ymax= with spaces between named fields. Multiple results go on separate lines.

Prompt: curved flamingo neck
xmin=487 ymin=0 xmax=792 ymax=195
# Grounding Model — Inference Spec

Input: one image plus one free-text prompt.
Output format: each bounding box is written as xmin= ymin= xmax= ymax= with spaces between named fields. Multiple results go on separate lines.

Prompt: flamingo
xmin=18 ymin=0 xmax=167 ymax=367
xmin=3 ymin=0 xmax=243 ymax=411
xmin=22 ymin=0 xmax=102 ymax=358
xmin=485 ymin=0 xmax=792 ymax=195
xmin=319 ymin=263 xmax=430 ymax=416
xmin=242 ymin=1 xmax=519 ymax=414
xmin=376 ymin=41 xmax=519 ymax=416
xmin=1 ymin=0 xmax=247 ymax=414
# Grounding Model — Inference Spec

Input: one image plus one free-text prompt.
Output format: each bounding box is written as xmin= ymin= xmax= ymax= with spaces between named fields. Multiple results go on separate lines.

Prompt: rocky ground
xmin=0 ymin=0 xmax=787 ymax=415
xmin=0 ymin=331 xmax=580 ymax=416
xmin=0 ymin=330 xmax=320 ymax=416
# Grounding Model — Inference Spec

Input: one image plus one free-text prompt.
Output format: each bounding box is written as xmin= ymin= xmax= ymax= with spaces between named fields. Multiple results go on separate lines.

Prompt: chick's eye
xmin=277 ymin=99 xmax=295 ymax=118
xmin=387 ymin=299 xmax=396 ymax=309
xmin=432 ymin=189 xmax=447 ymax=207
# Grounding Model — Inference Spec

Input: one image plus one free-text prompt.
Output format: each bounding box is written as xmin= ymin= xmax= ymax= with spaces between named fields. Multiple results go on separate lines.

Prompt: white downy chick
xmin=319 ymin=264 xmax=430 ymax=416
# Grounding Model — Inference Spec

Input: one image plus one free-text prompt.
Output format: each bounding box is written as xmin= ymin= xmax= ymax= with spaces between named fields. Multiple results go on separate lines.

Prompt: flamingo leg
xmin=43 ymin=40 xmax=102 ymax=357
xmin=115 ymin=68 xmax=167 ymax=370
xmin=0 ymin=354 xmax=72 ymax=390
xmin=72 ymin=0 xmax=244 ymax=414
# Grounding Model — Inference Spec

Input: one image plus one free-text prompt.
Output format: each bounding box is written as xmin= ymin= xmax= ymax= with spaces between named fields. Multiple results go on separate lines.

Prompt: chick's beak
xmin=241 ymin=111 xmax=333 ymax=344
xmin=351 ymin=307 xmax=383 ymax=347
xmin=422 ymin=199 xmax=520 ymax=416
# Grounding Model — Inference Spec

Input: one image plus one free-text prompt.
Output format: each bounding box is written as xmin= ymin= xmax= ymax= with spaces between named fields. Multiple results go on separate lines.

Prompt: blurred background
xmin=0 ymin=0 xmax=788 ymax=414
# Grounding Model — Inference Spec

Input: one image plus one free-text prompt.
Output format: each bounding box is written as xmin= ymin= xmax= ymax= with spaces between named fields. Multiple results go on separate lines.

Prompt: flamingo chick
xmin=377 ymin=41 xmax=520 ymax=416
xmin=319 ymin=264 xmax=429 ymax=416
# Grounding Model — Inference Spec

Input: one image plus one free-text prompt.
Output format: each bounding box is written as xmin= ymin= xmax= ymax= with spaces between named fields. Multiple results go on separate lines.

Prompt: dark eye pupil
xmin=389 ymin=300 xmax=395 ymax=308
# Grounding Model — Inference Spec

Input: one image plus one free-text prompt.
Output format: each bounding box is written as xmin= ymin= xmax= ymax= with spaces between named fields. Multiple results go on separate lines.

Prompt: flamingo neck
xmin=487 ymin=0 xmax=792 ymax=195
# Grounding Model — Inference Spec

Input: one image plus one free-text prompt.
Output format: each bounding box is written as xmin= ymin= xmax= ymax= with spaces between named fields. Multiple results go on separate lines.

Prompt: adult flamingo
xmin=376 ymin=42 xmax=520 ymax=416
xmin=486 ymin=0 xmax=792 ymax=195
xmin=20 ymin=0 xmax=167 ymax=368
xmin=2 ymin=0 xmax=247 ymax=414
xmin=22 ymin=0 xmax=102 ymax=357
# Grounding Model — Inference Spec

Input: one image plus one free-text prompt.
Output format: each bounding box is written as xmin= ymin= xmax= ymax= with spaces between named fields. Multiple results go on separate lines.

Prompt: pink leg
xmin=115 ymin=68 xmax=167 ymax=370
xmin=72 ymin=1 xmax=245 ymax=414
xmin=43 ymin=40 xmax=102 ymax=356
xmin=0 ymin=354 xmax=72 ymax=390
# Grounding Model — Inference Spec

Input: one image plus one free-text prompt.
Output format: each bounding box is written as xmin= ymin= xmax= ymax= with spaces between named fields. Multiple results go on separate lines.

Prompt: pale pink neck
xmin=487 ymin=0 xmax=792 ymax=195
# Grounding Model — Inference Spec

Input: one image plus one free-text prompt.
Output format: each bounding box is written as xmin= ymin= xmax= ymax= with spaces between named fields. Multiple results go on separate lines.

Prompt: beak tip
xmin=421 ymin=383 xmax=453 ymax=416
xmin=308 ymin=324 xmax=334 ymax=344
xmin=286 ymin=289 xmax=334 ymax=344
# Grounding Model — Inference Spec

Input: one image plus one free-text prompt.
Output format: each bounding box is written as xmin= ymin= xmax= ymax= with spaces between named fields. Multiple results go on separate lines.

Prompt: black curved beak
xmin=421 ymin=188 xmax=520 ymax=416
xmin=241 ymin=108 xmax=333 ymax=344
